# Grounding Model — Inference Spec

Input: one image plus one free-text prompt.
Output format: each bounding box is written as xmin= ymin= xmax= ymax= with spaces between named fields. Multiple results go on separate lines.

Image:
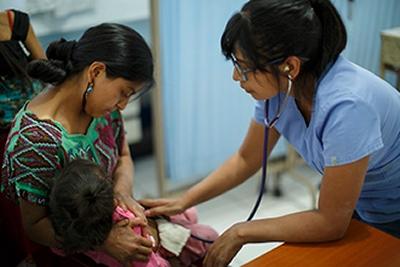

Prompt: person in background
xmin=0 ymin=9 xmax=46 ymax=266
xmin=0 ymin=9 xmax=45 ymax=158
xmin=49 ymin=159 xmax=218 ymax=267
xmin=141 ymin=0 xmax=400 ymax=266
xmin=1 ymin=22 xmax=154 ymax=266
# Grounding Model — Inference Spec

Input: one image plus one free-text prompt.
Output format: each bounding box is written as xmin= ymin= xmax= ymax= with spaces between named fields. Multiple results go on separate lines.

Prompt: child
xmin=49 ymin=159 xmax=218 ymax=267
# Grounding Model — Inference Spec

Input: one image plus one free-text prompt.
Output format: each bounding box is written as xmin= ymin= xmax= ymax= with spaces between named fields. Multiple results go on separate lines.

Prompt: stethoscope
xmin=192 ymin=75 xmax=293 ymax=243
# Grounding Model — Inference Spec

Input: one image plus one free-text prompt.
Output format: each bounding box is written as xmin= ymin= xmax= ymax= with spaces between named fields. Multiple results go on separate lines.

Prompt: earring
xmin=85 ymin=83 xmax=94 ymax=96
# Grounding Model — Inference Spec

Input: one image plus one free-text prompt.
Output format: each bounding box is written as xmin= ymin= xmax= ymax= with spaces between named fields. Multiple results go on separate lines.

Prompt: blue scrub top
xmin=254 ymin=56 xmax=400 ymax=223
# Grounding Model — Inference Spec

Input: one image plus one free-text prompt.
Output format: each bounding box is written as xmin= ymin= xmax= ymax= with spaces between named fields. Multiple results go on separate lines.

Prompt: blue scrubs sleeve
xmin=321 ymin=98 xmax=383 ymax=166
xmin=254 ymin=100 xmax=264 ymax=125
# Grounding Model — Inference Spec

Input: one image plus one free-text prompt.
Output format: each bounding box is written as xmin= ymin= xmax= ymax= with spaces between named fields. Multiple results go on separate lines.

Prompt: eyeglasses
xmin=230 ymin=54 xmax=287 ymax=82
xmin=231 ymin=54 xmax=256 ymax=82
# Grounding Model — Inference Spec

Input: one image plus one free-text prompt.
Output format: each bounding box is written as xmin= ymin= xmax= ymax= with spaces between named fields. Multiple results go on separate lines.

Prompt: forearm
xmin=236 ymin=157 xmax=368 ymax=244
xmin=25 ymin=216 xmax=59 ymax=247
xmin=182 ymin=152 xmax=260 ymax=208
xmin=113 ymin=154 xmax=134 ymax=197
xmin=20 ymin=199 xmax=59 ymax=247
xmin=26 ymin=24 xmax=46 ymax=59
xmin=181 ymin=121 xmax=280 ymax=209
xmin=236 ymin=210 xmax=350 ymax=244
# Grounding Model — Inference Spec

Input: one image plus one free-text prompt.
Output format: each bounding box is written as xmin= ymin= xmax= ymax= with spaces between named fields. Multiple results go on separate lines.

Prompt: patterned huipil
xmin=0 ymin=103 xmax=125 ymax=206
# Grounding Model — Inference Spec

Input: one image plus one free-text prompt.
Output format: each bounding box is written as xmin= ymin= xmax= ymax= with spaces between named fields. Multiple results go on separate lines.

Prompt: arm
xmin=105 ymin=138 xmax=155 ymax=261
xmin=142 ymin=120 xmax=281 ymax=216
xmin=19 ymin=199 xmax=58 ymax=247
xmin=25 ymin=20 xmax=46 ymax=59
xmin=204 ymin=156 xmax=369 ymax=267
xmin=7 ymin=10 xmax=46 ymax=60
xmin=113 ymin=138 xmax=134 ymax=197
xmin=236 ymin=156 xmax=368 ymax=242
xmin=182 ymin=120 xmax=280 ymax=208
xmin=113 ymin=138 xmax=147 ymax=223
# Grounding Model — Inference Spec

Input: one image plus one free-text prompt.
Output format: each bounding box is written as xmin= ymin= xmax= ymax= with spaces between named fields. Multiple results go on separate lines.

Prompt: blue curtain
xmin=332 ymin=0 xmax=400 ymax=83
xmin=158 ymin=0 xmax=400 ymax=183
xmin=158 ymin=0 xmax=259 ymax=182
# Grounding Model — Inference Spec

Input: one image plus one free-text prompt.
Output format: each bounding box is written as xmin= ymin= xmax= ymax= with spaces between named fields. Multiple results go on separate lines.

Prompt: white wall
xmin=0 ymin=0 xmax=150 ymax=37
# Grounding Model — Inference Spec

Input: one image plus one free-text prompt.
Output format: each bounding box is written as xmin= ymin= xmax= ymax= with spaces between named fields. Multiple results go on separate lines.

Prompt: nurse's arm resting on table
xmin=203 ymin=155 xmax=369 ymax=267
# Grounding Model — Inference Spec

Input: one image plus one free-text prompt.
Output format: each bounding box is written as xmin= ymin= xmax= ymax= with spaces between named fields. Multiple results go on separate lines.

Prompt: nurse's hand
xmin=203 ymin=224 xmax=245 ymax=267
xmin=139 ymin=198 xmax=185 ymax=217
xmin=115 ymin=193 xmax=148 ymax=225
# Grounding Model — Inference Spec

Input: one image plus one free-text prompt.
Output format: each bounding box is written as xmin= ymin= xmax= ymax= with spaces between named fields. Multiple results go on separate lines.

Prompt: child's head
xmin=49 ymin=159 xmax=114 ymax=254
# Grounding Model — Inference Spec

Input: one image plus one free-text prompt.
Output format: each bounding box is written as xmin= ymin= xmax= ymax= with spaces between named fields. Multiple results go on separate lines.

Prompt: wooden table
xmin=243 ymin=219 xmax=400 ymax=267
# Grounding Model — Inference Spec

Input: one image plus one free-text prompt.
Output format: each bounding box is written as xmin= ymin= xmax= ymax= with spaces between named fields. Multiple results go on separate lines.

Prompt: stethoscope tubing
xmin=191 ymin=76 xmax=292 ymax=244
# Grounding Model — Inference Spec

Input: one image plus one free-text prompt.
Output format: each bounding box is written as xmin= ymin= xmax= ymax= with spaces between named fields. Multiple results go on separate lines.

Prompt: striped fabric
xmin=1 ymin=103 xmax=125 ymax=206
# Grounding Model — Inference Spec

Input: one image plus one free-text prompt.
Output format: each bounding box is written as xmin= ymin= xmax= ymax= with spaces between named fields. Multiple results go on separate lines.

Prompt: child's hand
xmin=139 ymin=198 xmax=186 ymax=217
xmin=114 ymin=193 xmax=147 ymax=226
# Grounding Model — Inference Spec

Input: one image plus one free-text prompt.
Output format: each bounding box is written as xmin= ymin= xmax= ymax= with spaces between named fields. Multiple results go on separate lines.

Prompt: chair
xmin=262 ymin=140 xmax=319 ymax=209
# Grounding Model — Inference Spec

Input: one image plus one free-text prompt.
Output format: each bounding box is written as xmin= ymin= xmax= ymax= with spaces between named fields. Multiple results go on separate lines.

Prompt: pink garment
xmin=86 ymin=206 xmax=169 ymax=267
xmin=164 ymin=208 xmax=219 ymax=266
xmin=52 ymin=207 xmax=218 ymax=267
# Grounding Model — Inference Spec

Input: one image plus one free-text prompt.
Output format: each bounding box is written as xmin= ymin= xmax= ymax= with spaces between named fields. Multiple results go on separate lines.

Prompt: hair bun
xmin=27 ymin=38 xmax=77 ymax=85
xmin=46 ymin=38 xmax=77 ymax=63
xmin=27 ymin=59 xmax=68 ymax=85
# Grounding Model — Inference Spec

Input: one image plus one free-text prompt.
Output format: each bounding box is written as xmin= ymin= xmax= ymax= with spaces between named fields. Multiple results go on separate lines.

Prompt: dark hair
xmin=49 ymin=159 xmax=114 ymax=255
xmin=27 ymin=23 xmax=154 ymax=88
xmin=221 ymin=0 xmax=347 ymax=101
xmin=0 ymin=9 xmax=33 ymax=87
xmin=0 ymin=43 xmax=32 ymax=86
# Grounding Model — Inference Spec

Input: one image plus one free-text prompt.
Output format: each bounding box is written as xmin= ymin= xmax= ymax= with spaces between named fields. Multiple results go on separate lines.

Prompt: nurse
xmin=141 ymin=0 xmax=400 ymax=266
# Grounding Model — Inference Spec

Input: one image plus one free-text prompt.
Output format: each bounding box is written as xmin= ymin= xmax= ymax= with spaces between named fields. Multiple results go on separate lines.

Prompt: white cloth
xmin=156 ymin=218 xmax=191 ymax=256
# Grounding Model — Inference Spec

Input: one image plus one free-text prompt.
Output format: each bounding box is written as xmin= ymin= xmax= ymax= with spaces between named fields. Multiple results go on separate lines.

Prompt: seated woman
xmin=49 ymin=159 xmax=218 ymax=267
xmin=1 ymin=22 xmax=156 ymax=266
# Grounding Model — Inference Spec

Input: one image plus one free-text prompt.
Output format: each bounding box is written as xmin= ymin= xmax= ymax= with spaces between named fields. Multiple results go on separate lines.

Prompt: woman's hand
xmin=114 ymin=193 xmax=147 ymax=225
xmin=101 ymin=219 xmax=153 ymax=264
xmin=203 ymin=224 xmax=245 ymax=267
xmin=139 ymin=198 xmax=186 ymax=217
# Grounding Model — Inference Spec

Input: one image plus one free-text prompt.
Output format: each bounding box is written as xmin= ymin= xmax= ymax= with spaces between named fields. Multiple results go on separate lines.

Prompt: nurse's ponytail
xmin=309 ymin=0 xmax=347 ymax=78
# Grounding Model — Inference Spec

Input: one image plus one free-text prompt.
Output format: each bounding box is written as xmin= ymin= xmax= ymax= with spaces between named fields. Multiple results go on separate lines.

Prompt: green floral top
xmin=1 ymin=103 xmax=125 ymax=206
